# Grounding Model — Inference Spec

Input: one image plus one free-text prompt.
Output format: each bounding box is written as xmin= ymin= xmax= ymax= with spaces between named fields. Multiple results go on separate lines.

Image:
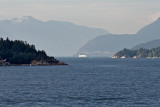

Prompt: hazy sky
xmin=0 ymin=0 xmax=160 ymax=34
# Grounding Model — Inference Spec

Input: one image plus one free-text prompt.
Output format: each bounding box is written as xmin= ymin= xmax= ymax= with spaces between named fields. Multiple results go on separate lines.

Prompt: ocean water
xmin=0 ymin=57 xmax=160 ymax=107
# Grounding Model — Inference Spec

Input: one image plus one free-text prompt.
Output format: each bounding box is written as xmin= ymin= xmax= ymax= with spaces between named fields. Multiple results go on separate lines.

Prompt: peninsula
xmin=112 ymin=47 xmax=160 ymax=58
xmin=0 ymin=37 xmax=67 ymax=66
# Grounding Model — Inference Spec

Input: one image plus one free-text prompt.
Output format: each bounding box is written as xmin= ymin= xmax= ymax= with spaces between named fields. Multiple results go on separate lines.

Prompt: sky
xmin=0 ymin=0 xmax=160 ymax=34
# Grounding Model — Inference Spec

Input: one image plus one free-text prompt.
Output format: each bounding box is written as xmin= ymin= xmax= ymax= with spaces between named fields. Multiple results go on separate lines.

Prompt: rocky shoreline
xmin=0 ymin=59 xmax=68 ymax=66
xmin=113 ymin=47 xmax=160 ymax=59
xmin=112 ymin=55 xmax=160 ymax=59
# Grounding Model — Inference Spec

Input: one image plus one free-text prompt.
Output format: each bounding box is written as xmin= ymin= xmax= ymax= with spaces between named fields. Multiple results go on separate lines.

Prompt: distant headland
xmin=0 ymin=37 xmax=67 ymax=66
xmin=112 ymin=47 xmax=160 ymax=59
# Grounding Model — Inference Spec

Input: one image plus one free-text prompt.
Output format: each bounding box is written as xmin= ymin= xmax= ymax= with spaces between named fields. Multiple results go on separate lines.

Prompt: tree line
xmin=0 ymin=37 xmax=58 ymax=64
xmin=115 ymin=47 xmax=160 ymax=58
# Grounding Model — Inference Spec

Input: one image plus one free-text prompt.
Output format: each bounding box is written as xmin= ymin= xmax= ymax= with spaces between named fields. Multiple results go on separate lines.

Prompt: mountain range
xmin=75 ymin=18 xmax=160 ymax=57
xmin=132 ymin=39 xmax=160 ymax=50
xmin=0 ymin=16 xmax=109 ymax=56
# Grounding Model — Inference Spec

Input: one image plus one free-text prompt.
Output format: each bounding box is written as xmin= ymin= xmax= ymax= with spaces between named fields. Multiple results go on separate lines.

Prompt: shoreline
xmin=112 ymin=57 xmax=160 ymax=59
xmin=0 ymin=61 xmax=68 ymax=66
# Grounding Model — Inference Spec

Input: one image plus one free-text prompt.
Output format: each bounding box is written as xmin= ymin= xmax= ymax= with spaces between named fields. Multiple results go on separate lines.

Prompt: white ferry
xmin=78 ymin=55 xmax=87 ymax=57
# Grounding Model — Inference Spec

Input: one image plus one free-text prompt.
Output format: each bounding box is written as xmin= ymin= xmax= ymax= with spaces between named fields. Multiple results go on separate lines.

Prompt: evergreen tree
xmin=0 ymin=37 xmax=58 ymax=64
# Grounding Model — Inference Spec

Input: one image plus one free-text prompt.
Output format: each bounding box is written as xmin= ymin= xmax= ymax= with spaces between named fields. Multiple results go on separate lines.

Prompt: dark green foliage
xmin=0 ymin=37 xmax=58 ymax=64
xmin=115 ymin=48 xmax=137 ymax=58
xmin=115 ymin=47 xmax=160 ymax=58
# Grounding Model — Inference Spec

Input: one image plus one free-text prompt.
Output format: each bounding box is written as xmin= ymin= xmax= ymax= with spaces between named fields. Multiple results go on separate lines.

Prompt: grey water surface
xmin=0 ymin=58 xmax=160 ymax=107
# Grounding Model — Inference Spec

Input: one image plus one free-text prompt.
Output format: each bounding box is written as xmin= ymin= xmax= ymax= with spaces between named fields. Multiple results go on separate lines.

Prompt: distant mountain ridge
xmin=0 ymin=16 xmax=109 ymax=56
xmin=74 ymin=34 xmax=138 ymax=57
xmin=137 ymin=17 xmax=160 ymax=42
xmin=132 ymin=39 xmax=160 ymax=50
xmin=75 ymin=17 xmax=160 ymax=57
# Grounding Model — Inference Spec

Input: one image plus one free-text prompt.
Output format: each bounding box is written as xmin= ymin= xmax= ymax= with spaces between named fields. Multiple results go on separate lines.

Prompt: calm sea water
xmin=0 ymin=58 xmax=160 ymax=107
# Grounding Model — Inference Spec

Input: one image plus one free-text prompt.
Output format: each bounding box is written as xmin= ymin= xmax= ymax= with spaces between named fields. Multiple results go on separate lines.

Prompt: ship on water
xmin=78 ymin=55 xmax=87 ymax=57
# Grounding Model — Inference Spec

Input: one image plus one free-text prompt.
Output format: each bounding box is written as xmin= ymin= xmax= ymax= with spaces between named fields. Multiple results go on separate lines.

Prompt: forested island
xmin=0 ymin=37 xmax=67 ymax=66
xmin=112 ymin=47 xmax=160 ymax=58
